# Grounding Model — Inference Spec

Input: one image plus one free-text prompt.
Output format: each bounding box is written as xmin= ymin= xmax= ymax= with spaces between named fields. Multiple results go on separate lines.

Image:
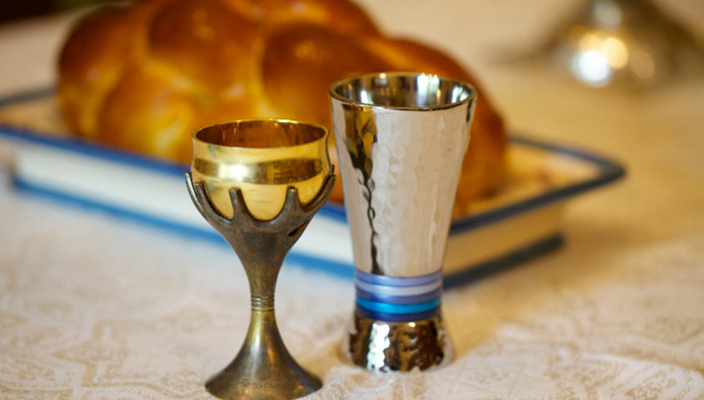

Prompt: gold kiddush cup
xmin=185 ymin=119 xmax=335 ymax=399
xmin=330 ymin=72 xmax=477 ymax=372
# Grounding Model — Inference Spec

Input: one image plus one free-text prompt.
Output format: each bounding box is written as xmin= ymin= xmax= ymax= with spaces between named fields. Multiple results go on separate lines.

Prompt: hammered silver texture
xmin=330 ymin=73 xmax=476 ymax=278
xmin=344 ymin=312 xmax=454 ymax=373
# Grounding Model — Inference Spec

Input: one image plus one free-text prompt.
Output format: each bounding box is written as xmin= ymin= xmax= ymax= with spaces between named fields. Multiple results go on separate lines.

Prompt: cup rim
xmin=329 ymin=72 xmax=477 ymax=111
xmin=192 ymin=118 xmax=329 ymax=150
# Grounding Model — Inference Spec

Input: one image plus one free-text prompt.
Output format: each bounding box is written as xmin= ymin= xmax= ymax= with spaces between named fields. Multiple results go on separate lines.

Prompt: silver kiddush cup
xmin=330 ymin=72 xmax=477 ymax=372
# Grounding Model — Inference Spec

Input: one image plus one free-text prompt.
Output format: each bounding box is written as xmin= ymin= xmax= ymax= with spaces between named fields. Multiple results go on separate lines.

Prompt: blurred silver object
xmin=329 ymin=72 xmax=476 ymax=372
xmin=549 ymin=0 xmax=704 ymax=87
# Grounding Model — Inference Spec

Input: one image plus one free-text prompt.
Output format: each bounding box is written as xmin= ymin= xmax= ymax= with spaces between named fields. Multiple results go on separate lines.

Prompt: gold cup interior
xmin=191 ymin=119 xmax=331 ymax=220
xmin=195 ymin=120 xmax=326 ymax=148
xmin=330 ymin=72 xmax=476 ymax=109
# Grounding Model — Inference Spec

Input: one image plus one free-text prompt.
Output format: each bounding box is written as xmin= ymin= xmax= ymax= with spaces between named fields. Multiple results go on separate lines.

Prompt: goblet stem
xmin=206 ymin=258 xmax=320 ymax=400
xmin=185 ymin=172 xmax=335 ymax=400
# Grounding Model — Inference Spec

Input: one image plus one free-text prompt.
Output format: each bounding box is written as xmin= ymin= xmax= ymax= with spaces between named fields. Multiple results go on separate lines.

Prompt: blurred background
xmin=0 ymin=0 xmax=108 ymax=22
xmin=2 ymin=0 xmax=703 ymax=93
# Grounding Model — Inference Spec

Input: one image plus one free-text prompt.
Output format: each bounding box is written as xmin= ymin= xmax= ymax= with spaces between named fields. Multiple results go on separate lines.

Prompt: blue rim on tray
xmin=0 ymin=88 xmax=626 ymax=287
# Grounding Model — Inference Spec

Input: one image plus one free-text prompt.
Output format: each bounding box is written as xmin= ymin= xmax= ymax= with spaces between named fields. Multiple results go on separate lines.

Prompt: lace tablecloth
xmin=1 ymin=1 xmax=704 ymax=398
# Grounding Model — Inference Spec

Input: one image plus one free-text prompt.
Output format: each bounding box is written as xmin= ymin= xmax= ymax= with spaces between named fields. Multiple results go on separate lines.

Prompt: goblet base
xmin=206 ymin=326 xmax=322 ymax=400
xmin=344 ymin=310 xmax=454 ymax=372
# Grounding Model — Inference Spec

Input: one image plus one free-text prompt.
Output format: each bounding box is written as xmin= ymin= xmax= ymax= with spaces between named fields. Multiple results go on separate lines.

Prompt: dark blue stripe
xmin=356 ymin=305 xmax=439 ymax=323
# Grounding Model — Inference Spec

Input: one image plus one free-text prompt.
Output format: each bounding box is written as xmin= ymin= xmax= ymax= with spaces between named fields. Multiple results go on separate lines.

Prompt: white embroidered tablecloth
xmin=1 ymin=1 xmax=704 ymax=398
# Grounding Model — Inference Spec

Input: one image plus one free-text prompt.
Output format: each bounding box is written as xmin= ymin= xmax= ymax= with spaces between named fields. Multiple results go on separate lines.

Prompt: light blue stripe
xmin=355 ymin=278 xmax=441 ymax=296
xmin=355 ymin=269 xmax=443 ymax=287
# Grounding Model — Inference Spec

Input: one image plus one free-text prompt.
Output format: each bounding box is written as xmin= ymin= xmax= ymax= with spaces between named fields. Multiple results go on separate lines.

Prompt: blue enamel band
xmin=356 ymin=287 xmax=443 ymax=304
xmin=355 ymin=269 xmax=442 ymax=322
xmin=356 ymin=269 xmax=443 ymax=286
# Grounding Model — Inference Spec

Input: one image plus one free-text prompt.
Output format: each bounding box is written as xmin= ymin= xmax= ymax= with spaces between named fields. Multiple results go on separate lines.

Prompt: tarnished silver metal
xmin=330 ymin=72 xmax=477 ymax=372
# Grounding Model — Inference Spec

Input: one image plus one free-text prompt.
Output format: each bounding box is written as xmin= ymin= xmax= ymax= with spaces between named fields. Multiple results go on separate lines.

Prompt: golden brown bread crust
xmin=57 ymin=0 xmax=507 ymax=205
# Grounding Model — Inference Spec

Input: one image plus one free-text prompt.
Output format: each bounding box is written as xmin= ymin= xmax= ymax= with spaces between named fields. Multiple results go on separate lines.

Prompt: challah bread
xmin=58 ymin=0 xmax=507 ymax=205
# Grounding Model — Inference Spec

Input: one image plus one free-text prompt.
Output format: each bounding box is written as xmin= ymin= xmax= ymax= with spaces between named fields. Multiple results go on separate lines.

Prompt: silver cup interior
xmin=330 ymin=72 xmax=475 ymax=109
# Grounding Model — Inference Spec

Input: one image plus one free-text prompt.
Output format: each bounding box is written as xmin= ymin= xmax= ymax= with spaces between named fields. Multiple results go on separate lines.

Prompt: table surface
xmin=1 ymin=1 xmax=704 ymax=398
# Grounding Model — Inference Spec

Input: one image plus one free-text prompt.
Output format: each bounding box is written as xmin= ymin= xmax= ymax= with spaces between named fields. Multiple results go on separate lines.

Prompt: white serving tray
xmin=0 ymin=89 xmax=625 ymax=287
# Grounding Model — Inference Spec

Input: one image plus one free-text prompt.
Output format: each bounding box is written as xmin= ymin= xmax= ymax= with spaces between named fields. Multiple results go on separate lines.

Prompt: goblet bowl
xmin=191 ymin=119 xmax=331 ymax=220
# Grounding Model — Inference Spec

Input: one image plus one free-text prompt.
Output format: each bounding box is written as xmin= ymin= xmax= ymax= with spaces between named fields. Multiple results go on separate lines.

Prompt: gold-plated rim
xmin=329 ymin=72 xmax=477 ymax=111
xmin=192 ymin=118 xmax=329 ymax=150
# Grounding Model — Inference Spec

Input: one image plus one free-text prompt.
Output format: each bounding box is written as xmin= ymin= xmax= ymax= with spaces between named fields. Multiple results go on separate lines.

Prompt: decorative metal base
xmin=344 ymin=310 xmax=453 ymax=372
xmin=206 ymin=310 xmax=321 ymax=399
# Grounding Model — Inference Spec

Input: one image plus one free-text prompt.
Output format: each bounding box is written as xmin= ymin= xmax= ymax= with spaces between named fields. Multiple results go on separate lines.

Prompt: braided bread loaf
xmin=58 ymin=0 xmax=507 ymax=204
